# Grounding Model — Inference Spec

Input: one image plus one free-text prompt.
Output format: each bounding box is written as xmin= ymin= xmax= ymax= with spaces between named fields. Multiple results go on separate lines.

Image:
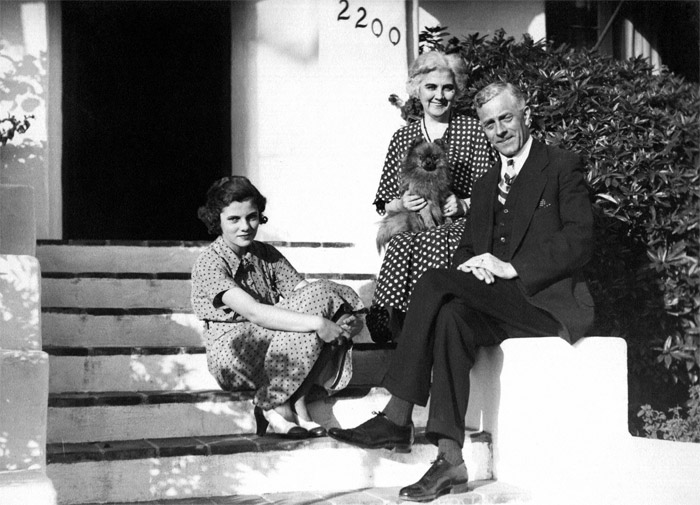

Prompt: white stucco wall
xmin=0 ymin=1 xmax=53 ymax=239
xmin=247 ymin=0 xmax=409 ymax=272
xmin=419 ymin=0 xmax=546 ymax=42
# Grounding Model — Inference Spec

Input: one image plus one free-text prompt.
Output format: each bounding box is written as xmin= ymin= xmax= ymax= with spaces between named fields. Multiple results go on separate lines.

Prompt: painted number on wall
xmin=337 ymin=0 xmax=401 ymax=46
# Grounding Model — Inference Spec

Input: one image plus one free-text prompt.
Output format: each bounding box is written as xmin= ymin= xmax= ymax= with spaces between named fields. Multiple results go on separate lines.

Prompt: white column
xmin=0 ymin=254 xmax=56 ymax=505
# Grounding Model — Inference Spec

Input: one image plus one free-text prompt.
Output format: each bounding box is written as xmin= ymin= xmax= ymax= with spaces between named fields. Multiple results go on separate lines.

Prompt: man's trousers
xmin=381 ymin=268 xmax=561 ymax=446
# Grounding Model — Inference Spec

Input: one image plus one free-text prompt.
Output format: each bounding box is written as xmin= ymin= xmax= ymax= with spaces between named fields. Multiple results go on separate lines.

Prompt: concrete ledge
xmin=0 ymin=255 xmax=41 ymax=351
xmin=0 ymin=470 xmax=56 ymax=505
xmin=47 ymin=432 xmax=492 ymax=503
xmin=0 ymin=349 xmax=50 ymax=472
xmin=541 ymin=435 xmax=700 ymax=505
xmin=465 ymin=336 xmax=630 ymax=501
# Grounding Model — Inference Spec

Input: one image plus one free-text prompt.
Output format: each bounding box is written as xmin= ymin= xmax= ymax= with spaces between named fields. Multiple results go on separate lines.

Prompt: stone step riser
xmin=38 ymin=244 xmax=204 ymax=273
xmin=49 ymin=353 xmax=218 ymax=393
xmin=49 ymin=400 xmax=253 ymax=443
xmin=47 ymin=441 xmax=493 ymax=504
xmin=42 ymin=311 xmax=205 ymax=348
xmin=42 ymin=277 xmax=375 ymax=311
xmin=48 ymin=388 xmax=424 ymax=443
xmin=42 ymin=309 xmax=374 ymax=346
xmin=48 ymin=349 xmax=390 ymax=394
xmin=37 ymin=243 xmax=380 ymax=275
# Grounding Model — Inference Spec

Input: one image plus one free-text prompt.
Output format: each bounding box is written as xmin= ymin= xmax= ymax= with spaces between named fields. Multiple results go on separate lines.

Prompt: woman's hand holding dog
xmin=402 ymin=193 xmax=428 ymax=212
xmin=442 ymin=194 xmax=466 ymax=217
xmin=387 ymin=193 xmax=428 ymax=213
xmin=457 ymin=253 xmax=518 ymax=284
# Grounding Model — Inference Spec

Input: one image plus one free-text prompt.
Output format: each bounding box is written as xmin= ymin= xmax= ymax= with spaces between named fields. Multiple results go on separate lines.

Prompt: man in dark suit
xmin=329 ymin=82 xmax=594 ymax=502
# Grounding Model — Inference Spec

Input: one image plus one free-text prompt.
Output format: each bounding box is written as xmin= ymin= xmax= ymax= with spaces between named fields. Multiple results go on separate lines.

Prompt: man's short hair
xmin=474 ymin=82 xmax=526 ymax=110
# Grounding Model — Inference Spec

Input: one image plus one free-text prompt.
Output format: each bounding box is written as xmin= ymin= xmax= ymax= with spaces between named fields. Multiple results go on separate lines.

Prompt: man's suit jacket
xmin=452 ymin=139 xmax=594 ymax=342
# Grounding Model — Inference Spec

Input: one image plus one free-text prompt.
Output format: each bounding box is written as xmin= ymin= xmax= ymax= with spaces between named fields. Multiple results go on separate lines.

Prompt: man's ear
xmin=523 ymin=106 xmax=532 ymax=127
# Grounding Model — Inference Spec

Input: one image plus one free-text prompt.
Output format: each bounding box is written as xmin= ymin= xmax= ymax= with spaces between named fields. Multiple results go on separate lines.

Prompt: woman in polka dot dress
xmin=368 ymin=51 xmax=494 ymax=343
xmin=191 ymin=176 xmax=365 ymax=438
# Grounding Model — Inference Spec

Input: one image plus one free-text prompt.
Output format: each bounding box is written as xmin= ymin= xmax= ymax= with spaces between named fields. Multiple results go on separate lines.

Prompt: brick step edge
xmin=43 ymin=342 xmax=395 ymax=356
xmin=47 ymin=430 xmax=492 ymax=465
xmin=42 ymin=302 xmax=379 ymax=316
xmin=42 ymin=272 xmax=376 ymax=280
xmin=38 ymin=239 xmax=355 ymax=248
xmin=48 ymin=386 xmax=375 ymax=408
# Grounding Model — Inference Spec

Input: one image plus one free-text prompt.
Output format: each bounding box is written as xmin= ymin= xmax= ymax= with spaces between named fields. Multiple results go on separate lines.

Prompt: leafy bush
xmin=638 ymin=385 xmax=700 ymax=442
xmin=399 ymin=29 xmax=700 ymax=385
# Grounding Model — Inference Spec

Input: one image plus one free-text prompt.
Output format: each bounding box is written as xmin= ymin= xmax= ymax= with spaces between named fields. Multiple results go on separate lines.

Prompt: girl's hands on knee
xmin=336 ymin=314 xmax=362 ymax=338
xmin=315 ymin=317 xmax=351 ymax=344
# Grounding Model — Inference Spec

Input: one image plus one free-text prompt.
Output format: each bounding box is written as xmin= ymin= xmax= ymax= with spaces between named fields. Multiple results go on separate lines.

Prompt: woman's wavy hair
xmin=406 ymin=51 xmax=468 ymax=99
xmin=197 ymin=176 xmax=268 ymax=235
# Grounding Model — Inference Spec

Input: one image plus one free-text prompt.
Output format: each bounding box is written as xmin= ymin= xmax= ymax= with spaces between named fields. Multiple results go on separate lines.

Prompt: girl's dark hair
xmin=197 ymin=176 xmax=268 ymax=235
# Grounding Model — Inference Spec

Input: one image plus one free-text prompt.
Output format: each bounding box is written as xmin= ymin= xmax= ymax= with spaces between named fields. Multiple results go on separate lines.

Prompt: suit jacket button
xmin=503 ymin=209 xmax=509 ymax=213
xmin=500 ymin=237 xmax=506 ymax=243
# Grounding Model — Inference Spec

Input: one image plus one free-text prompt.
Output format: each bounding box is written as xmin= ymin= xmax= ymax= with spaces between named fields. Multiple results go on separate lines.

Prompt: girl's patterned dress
xmin=191 ymin=236 xmax=364 ymax=409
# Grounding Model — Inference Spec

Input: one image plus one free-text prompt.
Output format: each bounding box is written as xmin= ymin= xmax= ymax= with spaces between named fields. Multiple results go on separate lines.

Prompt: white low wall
xmin=465 ymin=336 xmax=700 ymax=505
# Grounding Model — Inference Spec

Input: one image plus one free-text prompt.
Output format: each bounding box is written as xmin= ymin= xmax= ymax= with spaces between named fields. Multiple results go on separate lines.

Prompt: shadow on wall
xmin=256 ymin=0 xmax=319 ymax=62
xmin=0 ymin=255 xmax=41 ymax=350
xmin=0 ymin=425 xmax=44 ymax=472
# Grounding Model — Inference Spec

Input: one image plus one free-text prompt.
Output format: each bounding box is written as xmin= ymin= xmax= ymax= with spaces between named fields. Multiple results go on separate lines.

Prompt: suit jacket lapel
xmin=509 ymin=140 xmax=549 ymax=256
xmin=471 ymin=158 xmax=500 ymax=254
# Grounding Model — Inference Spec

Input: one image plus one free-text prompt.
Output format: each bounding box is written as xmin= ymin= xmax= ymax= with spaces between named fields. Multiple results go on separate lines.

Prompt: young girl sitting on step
xmin=191 ymin=176 xmax=365 ymax=438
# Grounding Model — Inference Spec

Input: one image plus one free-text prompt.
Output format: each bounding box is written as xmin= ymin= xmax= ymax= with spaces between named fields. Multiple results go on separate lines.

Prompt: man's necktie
xmin=498 ymin=158 xmax=516 ymax=205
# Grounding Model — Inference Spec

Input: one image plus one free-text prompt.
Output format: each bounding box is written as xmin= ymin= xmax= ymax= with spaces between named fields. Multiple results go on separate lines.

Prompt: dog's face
xmin=404 ymin=139 xmax=450 ymax=174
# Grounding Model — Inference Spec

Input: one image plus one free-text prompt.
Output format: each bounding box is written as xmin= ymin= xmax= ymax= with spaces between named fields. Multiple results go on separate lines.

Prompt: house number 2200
xmin=337 ymin=0 xmax=401 ymax=46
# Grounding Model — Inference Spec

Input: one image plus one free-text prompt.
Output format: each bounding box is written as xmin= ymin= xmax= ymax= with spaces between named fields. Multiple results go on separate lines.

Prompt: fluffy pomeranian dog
xmin=376 ymin=137 xmax=453 ymax=251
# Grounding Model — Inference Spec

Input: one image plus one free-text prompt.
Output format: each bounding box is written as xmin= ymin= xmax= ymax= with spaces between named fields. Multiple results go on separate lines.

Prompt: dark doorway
xmin=62 ymin=1 xmax=231 ymax=240
xmin=545 ymin=1 xmax=699 ymax=83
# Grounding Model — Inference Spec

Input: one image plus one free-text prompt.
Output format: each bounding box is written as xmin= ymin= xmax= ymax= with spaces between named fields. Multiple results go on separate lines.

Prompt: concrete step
xmin=37 ymin=240 xmax=380 ymax=275
xmin=46 ymin=430 xmax=495 ymax=504
xmin=48 ymin=387 xmax=413 ymax=444
xmin=46 ymin=343 xmax=392 ymax=393
xmin=75 ymin=481 xmax=531 ymax=505
xmin=41 ymin=274 xmax=375 ymax=311
xmin=42 ymin=305 xmax=374 ymax=351
xmin=42 ymin=308 xmax=206 ymax=348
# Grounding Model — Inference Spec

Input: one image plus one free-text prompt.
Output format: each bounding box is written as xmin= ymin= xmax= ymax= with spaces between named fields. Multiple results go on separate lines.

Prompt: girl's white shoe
xmin=295 ymin=416 xmax=327 ymax=437
xmin=254 ymin=406 xmax=310 ymax=439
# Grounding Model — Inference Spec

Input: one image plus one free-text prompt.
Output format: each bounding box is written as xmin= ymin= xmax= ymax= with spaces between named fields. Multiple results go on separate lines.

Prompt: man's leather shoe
xmin=399 ymin=455 xmax=469 ymax=502
xmin=328 ymin=412 xmax=414 ymax=452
